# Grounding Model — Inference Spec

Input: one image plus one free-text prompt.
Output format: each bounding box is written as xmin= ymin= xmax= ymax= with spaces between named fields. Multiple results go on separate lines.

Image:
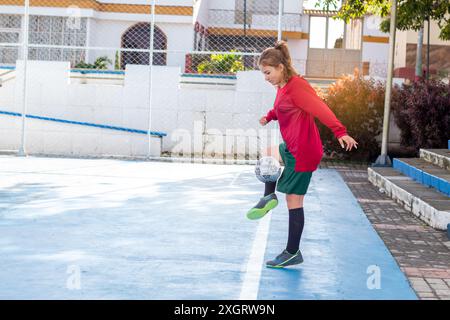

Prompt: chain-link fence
xmin=0 ymin=0 xmax=384 ymax=163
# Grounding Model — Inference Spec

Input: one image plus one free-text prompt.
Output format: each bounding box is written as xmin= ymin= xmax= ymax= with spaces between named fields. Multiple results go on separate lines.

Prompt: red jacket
xmin=266 ymin=75 xmax=347 ymax=172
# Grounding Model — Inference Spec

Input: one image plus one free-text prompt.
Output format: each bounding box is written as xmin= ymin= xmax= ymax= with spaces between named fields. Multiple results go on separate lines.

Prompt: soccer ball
xmin=255 ymin=156 xmax=281 ymax=183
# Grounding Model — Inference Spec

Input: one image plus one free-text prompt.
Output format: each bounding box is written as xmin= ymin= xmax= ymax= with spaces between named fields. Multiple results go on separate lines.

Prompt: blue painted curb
xmin=1 ymin=66 xmax=238 ymax=80
xmin=1 ymin=66 xmax=126 ymax=75
xmin=181 ymin=73 xmax=237 ymax=80
xmin=71 ymin=69 xmax=125 ymax=75
xmin=393 ymin=158 xmax=450 ymax=197
xmin=0 ymin=110 xmax=166 ymax=137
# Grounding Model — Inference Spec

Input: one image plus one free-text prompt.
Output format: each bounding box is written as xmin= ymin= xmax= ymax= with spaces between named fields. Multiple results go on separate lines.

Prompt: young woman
xmin=247 ymin=41 xmax=358 ymax=268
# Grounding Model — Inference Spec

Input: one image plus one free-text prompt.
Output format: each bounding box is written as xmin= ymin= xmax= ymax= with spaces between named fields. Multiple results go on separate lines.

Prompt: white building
xmin=0 ymin=0 xmax=392 ymax=78
xmin=395 ymin=19 xmax=450 ymax=80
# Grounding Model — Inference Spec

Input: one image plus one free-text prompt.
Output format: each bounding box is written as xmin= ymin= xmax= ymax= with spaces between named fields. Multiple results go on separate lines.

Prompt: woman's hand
xmin=259 ymin=116 xmax=268 ymax=126
xmin=338 ymin=135 xmax=358 ymax=151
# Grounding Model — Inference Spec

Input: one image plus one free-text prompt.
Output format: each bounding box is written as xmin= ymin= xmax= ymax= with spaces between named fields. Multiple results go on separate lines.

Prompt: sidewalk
xmin=320 ymin=161 xmax=450 ymax=300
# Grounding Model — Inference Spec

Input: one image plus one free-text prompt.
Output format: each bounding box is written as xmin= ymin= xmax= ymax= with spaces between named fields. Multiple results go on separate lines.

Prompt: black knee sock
xmin=264 ymin=181 xmax=276 ymax=196
xmin=286 ymin=207 xmax=304 ymax=254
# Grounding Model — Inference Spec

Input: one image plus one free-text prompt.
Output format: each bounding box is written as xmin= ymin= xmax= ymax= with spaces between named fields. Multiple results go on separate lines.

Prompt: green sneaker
xmin=246 ymin=193 xmax=278 ymax=220
xmin=266 ymin=250 xmax=303 ymax=268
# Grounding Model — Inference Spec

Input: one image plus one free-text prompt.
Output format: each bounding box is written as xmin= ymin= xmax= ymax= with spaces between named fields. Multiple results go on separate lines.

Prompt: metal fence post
xmin=18 ymin=0 xmax=30 ymax=156
xmin=147 ymin=0 xmax=156 ymax=158
xmin=277 ymin=0 xmax=283 ymax=41
xmin=374 ymin=0 xmax=397 ymax=167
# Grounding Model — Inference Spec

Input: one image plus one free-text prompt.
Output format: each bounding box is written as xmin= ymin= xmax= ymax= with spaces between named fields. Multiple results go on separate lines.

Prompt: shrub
xmin=74 ymin=56 xmax=112 ymax=70
xmin=391 ymin=80 xmax=450 ymax=151
xmin=317 ymin=72 xmax=386 ymax=162
xmin=197 ymin=51 xmax=244 ymax=74
xmin=188 ymin=53 xmax=210 ymax=73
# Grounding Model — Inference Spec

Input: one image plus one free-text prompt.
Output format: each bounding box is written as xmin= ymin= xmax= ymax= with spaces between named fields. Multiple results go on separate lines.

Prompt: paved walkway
xmin=0 ymin=156 xmax=423 ymax=299
xmin=321 ymin=161 xmax=450 ymax=300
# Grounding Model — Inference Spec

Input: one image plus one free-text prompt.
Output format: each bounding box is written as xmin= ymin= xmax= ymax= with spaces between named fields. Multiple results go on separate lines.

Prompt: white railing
xmin=208 ymin=9 xmax=302 ymax=31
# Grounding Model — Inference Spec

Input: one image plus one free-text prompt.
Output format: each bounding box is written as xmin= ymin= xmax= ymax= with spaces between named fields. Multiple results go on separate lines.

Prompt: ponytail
xmin=258 ymin=40 xmax=299 ymax=82
xmin=274 ymin=40 xmax=293 ymax=66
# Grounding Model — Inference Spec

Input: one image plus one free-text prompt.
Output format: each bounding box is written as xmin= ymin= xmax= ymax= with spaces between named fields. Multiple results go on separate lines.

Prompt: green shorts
xmin=276 ymin=143 xmax=313 ymax=195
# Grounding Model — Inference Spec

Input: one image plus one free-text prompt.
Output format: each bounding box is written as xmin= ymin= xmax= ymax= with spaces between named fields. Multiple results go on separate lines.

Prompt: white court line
xmin=229 ymin=171 xmax=242 ymax=186
xmin=239 ymin=214 xmax=272 ymax=300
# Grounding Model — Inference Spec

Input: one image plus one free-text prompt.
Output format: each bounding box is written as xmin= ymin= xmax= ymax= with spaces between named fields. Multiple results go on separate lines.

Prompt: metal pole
xmin=18 ymin=0 xmax=30 ymax=157
xmin=275 ymin=0 xmax=283 ymax=143
xmin=244 ymin=0 xmax=247 ymax=36
xmin=277 ymin=0 xmax=283 ymax=41
xmin=426 ymin=16 xmax=430 ymax=81
xmin=243 ymin=0 xmax=247 ymax=52
xmin=374 ymin=0 xmax=397 ymax=167
xmin=147 ymin=0 xmax=156 ymax=158
xmin=415 ymin=24 xmax=424 ymax=80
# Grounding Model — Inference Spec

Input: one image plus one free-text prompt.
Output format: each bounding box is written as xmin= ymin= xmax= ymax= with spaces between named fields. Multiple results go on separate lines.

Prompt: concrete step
xmin=420 ymin=149 xmax=450 ymax=171
xmin=393 ymin=158 xmax=450 ymax=196
xmin=368 ymin=166 xmax=450 ymax=230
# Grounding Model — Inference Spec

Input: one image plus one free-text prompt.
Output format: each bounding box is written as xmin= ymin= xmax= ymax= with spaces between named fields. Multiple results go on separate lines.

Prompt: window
xmin=29 ymin=16 xmax=87 ymax=46
xmin=0 ymin=15 xmax=21 ymax=65
xmin=309 ymin=16 xmax=361 ymax=50
xmin=0 ymin=14 xmax=21 ymax=29
xmin=28 ymin=15 xmax=87 ymax=65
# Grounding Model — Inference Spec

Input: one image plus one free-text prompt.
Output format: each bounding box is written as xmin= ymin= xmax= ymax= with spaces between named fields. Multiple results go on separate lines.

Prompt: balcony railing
xmin=208 ymin=9 xmax=302 ymax=31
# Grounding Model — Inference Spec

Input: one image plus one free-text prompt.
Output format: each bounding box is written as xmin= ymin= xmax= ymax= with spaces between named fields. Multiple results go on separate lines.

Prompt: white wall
xmin=284 ymin=0 xmax=303 ymax=14
xmin=88 ymin=19 xmax=131 ymax=64
xmin=288 ymin=39 xmax=308 ymax=75
xmin=362 ymin=42 xmax=389 ymax=77
xmin=301 ymin=14 xmax=309 ymax=33
xmin=162 ymin=23 xmax=194 ymax=66
xmin=394 ymin=30 xmax=408 ymax=69
xmin=362 ymin=16 xmax=390 ymax=76
xmin=194 ymin=0 xmax=209 ymax=26
xmin=0 ymin=61 xmax=282 ymax=159
xmin=0 ymin=71 xmax=16 ymax=113
xmin=90 ymin=19 xmax=134 ymax=49
xmin=1 ymin=60 xmax=406 ymax=159
xmin=87 ymin=19 xmax=193 ymax=67
xmin=209 ymin=0 xmax=235 ymax=11
xmin=363 ymin=15 xmax=388 ymax=37
xmin=362 ymin=42 xmax=389 ymax=63
xmin=97 ymin=0 xmax=193 ymax=5
xmin=1 ymin=5 xmax=192 ymax=23
xmin=0 ymin=61 xmax=161 ymax=157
